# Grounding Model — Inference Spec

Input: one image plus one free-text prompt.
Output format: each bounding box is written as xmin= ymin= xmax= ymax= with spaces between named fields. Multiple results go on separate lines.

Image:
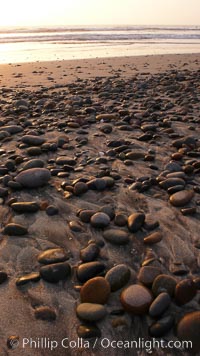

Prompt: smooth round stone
xmin=152 ymin=274 xmax=177 ymax=297
xmin=77 ymin=261 xmax=105 ymax=283
xmin=0 ymin=271 xmax=8 ymax=284
xmin=34 ymin=306 xmax=56 ymax=321
xmin=80 ymin=277 xmax=111 ymax=304
xmin=167 ymin=185 xmax=185 ymax=195
xmin=76 ymin=303 xmax=107 ymax=321
xmin=144 ymin=231 xmax=163 ymax=245
xmin=38 ymin=248 xmax=69 ymax=264
xmin=114 ymin=213 xmax=127 ymax=226
xmin=11 ymin=201 xmax=40 ymax=213
xmin=170 ymin=190 xmax=194 ymax=207
xmin=159 ymin=178 xmax=185 ymax=190
xmin=21 ymin=135 xmax=45 ymax=146
xmin=40 ymin=261 xmax=71 ymax=283
xmin=7 ymin=335 xmax=20 ymax=350
xmin=164 ymin=161 xmax=182 ymax=172
xmin=90 ymin=212 xmax=110 ymax=228
xmin=138 ymin=266 xmax=162 ymax=287
xmin=99 ymin=205 xmax=115 ymax=220
xmin=127 ymin=212 xmax=145 ymax=232
xmin=73 ymin=182 xmax=88 ymax=195
xmin=149 ymin=292 xmax=171 ymax=318
xmin=79 ymin=209 xmax=96 ymax=223
xmin=172 ymin=136 xmax=197 ymax=149
xmin=102 ymin=176 xmax=115 ymax=188
xmin=4 ymin=223 xmax=28 ymax=236
xmin=46 ymin=205 xmax=59 ymax=216
xmin=16 ymin=272 xmax=40 ymax=286
xmin=27 ymin=147 xmax=42 ymax=156
xmin=175 ymin=279 xmax=197 ymax=305
xmin=181 ymin=207 xmax=196 ymax=215
xmin=22 ymin=159 xmax=45 ymax=170
xmin=69 ymin=220 xmax=83 ymax=232
xmin=177 ymin=311 xmax=200 ymax=353
xmin=120 ymin=284 xmax=153 ymax=314
xmin=100 ymin=124 xmax=112 ymax=133
xmin=149 ymin=315 xmax=174 ymax=337
xmin=103 ymin=229 xmax=130 ymax=245
xmin=1 ymin=125 xmax=23 ymax=134
xmin=105 ymin=264 xmax=131 ymax=291
xmin=80 ymin=243 xmax=100 ymax=262
xmin=125 ymin=151 xmax=145 ymax=160
xmin=56 ymin=156 xmax=76 ymax=166
xmin=87 ymin=178 xmax=107 ymax=191
xmin=15 ymin=168 xmax=51 ymax=188
xmin=77 ymin=324 xmax=101 ymax=339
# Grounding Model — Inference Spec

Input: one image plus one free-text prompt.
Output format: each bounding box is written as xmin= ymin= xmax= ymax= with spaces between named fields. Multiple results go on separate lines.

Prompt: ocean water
xmin=0 ymin=25 xmax=200 ymax=64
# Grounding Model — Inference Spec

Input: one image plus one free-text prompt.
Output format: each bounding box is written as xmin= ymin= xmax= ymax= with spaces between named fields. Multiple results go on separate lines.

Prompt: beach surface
xmin=0 ymin=53 xmax=200 ymax=355
xmin=0 ymin=53 xmax=199 ymax=89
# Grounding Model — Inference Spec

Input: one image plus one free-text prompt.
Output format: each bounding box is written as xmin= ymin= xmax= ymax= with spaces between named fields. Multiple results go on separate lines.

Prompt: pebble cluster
xmin=0 ymin=68 xmax=200 ymax=354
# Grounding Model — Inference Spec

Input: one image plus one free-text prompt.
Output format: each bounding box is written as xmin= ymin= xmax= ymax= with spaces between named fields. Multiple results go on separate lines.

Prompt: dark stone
xmin=103 ymin=229 xmax=130 ymax=245
xmin=4 ymin=223 xmax=28 ymax=236
xmin=27 ymin=147 xmax=42 ymax=156
xmin=40 ymin=261 xmax=71 ymax=283
xmin=1 ymin=125 xmax=23 ymax=134
xmin=127 ymin=212 xmax=145 ymax=232
xmin=73 ymin=182 xmax=88 ymax=195
xmin=34 ymin=306 xmax=57 ymax=321
xmin=77 ymin=323 xmax=101 ymax=339
xmin=56 ymin=156 xmax=76 ymax=166
xmin=79 ymin=210 xmax=96 ymax=223
xmin=152 ymin=274 xmax=177 ymax=297
xmin=143 ymin=231 xmax=163 ymax=244
xmin=76 ymin=303 xmax=107 ymax=321
xmin=175 ymin=279 xmax=197 ymax=305
xmin=77 ymin=261 xmax=105 ymax=283
xmin=80 ymin=276 xmax=111 ymax=304
xmin=105 ymin=264 xmax=131 ymax=291
xmin=177 ymin=311 xmax=200 ymax=353
xmin=170 ymin=190 xmax=194 ymax=207
xmin=138 ymin=266 xmax=161 ymax=287
xmin=21 ymin=135 xmax=45 ymax=146
xmin=16 ymin=272 xmax=40 ymax=286
xmin=0 ymin=271 xmax=8 ymax=284
xmin=90 ymin=212 xmax=110 ymax=228
xmin=114 ymin=213 xmax=127 ymax=226
xmin=149 ymin=292 xmax=171 ymax=318
xmin=38 ymin=248 xmax=69 ymax=264
xmin=7 ymin=336 xmax=20 ymax=350
xmin=22 ymin=159 xmax=45 ymax=170
xmin=15 ymin=168 xmax=51 ymax=188
xmin=87 ymin=178 xmax=107 ymax=191
xmin=46 ymin=205 xmax=59 ymax=216
xmin=11 ymin=202 xmax=40 ymax=213
xmin=120 ymin=284 xmax=153 ymax=315
xmin=159 ymin=177 xmax=185 ymax=190
xmin=80 ymin=243 xmax=100 ymax=262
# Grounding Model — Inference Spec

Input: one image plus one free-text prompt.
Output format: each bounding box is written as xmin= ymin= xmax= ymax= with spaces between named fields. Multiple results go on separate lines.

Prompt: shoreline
xmin=0 ymin=53 xmax=199 ymax=90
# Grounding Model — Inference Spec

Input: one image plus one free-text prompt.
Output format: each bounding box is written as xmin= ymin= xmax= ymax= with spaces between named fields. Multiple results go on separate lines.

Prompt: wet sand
xmin=0 ymin=53 xmax=199 ymax=355
xmin=0 ymin=53 xmax=199 ymax=89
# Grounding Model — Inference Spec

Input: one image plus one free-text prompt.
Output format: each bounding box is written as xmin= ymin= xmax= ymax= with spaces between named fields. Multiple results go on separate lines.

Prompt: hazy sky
xmin=0 ymin=0 xmax=199 ymax=27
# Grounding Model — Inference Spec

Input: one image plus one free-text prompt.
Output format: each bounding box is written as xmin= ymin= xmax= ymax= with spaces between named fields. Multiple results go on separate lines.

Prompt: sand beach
xmin=0 ymin=53 xmax=199 ymax=355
